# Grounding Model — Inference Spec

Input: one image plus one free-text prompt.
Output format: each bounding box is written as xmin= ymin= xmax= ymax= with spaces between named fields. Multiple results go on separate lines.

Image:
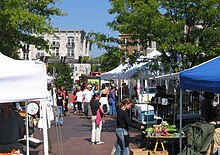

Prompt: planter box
xmin=130 ymin=148 xmax=149 ymax=155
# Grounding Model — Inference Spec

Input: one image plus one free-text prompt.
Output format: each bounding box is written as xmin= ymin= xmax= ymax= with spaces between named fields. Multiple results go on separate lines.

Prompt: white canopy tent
xmin=100 ymin=63 xmax=129 ymax=79
xmin=147 ymin=49 xmax=162 ymax=59
xmin=0 ymin=52 xmax=49 ymax=155
xmin=100 ymin=53 xmax=161 ymax=80
xmin=0 ymin=53 xmax=48 ymax=102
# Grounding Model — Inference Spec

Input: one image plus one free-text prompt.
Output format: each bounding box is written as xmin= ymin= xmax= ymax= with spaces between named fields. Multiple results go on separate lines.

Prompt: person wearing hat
xmin=83 ymin=84 xmax=94 ymax=118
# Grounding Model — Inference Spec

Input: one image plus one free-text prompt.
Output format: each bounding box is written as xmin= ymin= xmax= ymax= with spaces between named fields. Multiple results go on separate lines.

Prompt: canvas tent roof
xmin=180 ymin=56 xmax=220 ymax=93
xmin=146 ymin=49 xmax=161 ymax=59
xmin=0 ymin=52 xmax=48 ymax=103
xmin=100 ymin=53 xmax=160 ymax=80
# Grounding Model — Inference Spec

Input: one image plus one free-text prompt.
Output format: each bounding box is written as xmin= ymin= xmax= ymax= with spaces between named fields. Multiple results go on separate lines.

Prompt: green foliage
xmin=47 ymin=64 xmax=73 ymax=90
xmin=157 ymin=0 xmax=220 ymax=71
xmin=91 ymin=0 xmax=220 ymax=74
xmin=88 ymin=31 xmax=124 ymax=71
xmin=0 ymin=0 xmax=65 ymax=58
xmin=81 ymin=56 xmax=91 ymax=63
xmin=99 ymin=50 xmax=123 ymax=71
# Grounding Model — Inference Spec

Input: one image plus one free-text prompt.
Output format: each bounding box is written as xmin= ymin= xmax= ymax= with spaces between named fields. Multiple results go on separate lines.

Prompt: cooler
xmin=134 ymin=104 xmax=154 ymax=122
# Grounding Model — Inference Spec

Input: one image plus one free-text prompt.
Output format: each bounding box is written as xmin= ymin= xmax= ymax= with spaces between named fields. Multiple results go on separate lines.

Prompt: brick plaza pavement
xmin=27 ymin=113 xmax=141 ymax=155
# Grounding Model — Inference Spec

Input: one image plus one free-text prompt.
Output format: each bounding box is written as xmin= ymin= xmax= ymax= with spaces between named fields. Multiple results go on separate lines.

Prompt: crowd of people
xmin=70 ymin=82 xmax=118 ymax=118
xmin=1 ymin=81 xmax=219 ymax=154
xmin=54 ymin=82 xmax=145 ymax=155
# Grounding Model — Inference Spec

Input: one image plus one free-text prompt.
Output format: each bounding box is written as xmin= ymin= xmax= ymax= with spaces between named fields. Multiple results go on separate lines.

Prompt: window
xmin=51 ymin=47 xmax=59 ymax=57
xmin=23 ymin=53 xmax=29 ymax=60
xmin=36 ymin=52 xmax=44 ymax=58
xmin=67 ymin=36 xmax=74 ymax=46
xmin=75 ymin=67 xmax=77 ymax=71
xmin=52 ymin=36 xmax=60 ymax=46
xmin=67 ymin=49 xmax=74 ymax=57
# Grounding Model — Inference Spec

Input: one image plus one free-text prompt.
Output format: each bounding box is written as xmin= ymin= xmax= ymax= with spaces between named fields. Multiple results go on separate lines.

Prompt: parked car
xmin=138 ymin=86 xmax=157 ymax=103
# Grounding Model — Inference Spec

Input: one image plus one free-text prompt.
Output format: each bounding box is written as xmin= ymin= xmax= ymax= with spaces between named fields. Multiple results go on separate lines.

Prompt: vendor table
xmin=142 ymin=131 xmax=186 ymax=154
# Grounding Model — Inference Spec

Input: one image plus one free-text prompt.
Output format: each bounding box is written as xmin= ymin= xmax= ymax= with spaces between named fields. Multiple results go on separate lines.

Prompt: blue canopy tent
xmin=180 ymin=56 xmax=220 ymax=93
xmin=178 ymin=56 xmax=220 ymax=151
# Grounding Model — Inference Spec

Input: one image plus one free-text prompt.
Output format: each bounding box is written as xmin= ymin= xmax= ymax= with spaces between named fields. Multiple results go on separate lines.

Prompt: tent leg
xmin=42 ymin=101 xmax=49 ymax=155
xmin=25 ymin=102 xmax=30 ymax=155
xmin=179 ymin=89 xmax=183 ymax=152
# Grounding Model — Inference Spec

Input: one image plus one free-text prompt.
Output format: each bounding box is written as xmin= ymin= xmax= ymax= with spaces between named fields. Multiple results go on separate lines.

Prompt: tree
xmin=91 ymin=0 xmax=220 ymax=73
xmin=0 ymin=0 xmax=65 ymax=58
xmin=88 ymin=32 xmax=124 ymax=71
xmin=157 ymin=0 xmax=220 ymax=72
xmin=47 ymin=64 xmax=73 ymax=90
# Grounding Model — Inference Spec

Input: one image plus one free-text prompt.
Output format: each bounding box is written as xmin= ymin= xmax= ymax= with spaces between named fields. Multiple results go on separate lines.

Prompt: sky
xmin=52 ymin=0 xmax=117 ymax=57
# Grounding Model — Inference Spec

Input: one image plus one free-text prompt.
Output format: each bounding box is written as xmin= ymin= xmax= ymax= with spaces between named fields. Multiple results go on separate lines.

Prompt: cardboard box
xmin=149 ymin=151 xmax=169 ymax=155
xmin=130 ymin=148 xmax=149 ymax=155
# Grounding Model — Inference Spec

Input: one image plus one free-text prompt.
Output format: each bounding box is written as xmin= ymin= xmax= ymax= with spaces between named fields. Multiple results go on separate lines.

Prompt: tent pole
xmin=128 ymin=79 xmax=131 ymax=99
xmin=25 ymin=101 xmax=30 ymax=155
xmin=141 ymin=79 xmax=144 ymax=104
xmin=179 ymin=89 xmax=183 ymax=152
xmin=120 ymin=80 xmax=123 ymax=101
xmin=42 ymin=100 xmax=49 ymax=155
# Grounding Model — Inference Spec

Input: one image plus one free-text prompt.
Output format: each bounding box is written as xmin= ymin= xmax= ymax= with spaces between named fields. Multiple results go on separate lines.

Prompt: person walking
xmin=76 ymin=86 xmax=83 ymax=115
xmin=109 ymin=87 xmax=117 ymax=116
xmin=90 ymin=94 xmax=105 ymax=145
xmin=114 ymin=98 xmax=144 ymax=155
xmin=100 ymin=84 xmax=109 ymax=113
xmin=93 ymin=85 xmax=100 ymax=95
xmin=72 ymin=89 xmax=77 ymax=113
xmin=56 ymin=88 xmax=64 ymax=126
xmin=83 ymin=84 xmax=94 ymax=118
xmin=61 ymin=86 xmax=69 ymax=116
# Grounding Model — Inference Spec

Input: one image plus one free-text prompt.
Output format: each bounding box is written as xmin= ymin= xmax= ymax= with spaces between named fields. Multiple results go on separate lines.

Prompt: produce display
xmin=145 ymin=121 xmax=180 ymax=137
xmin=0 ymin=149 xmax=21 ymax=155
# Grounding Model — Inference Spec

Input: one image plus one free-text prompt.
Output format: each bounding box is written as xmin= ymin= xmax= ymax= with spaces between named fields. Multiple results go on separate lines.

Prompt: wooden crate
xmin=149 ymin=151 xmax=169 ymax=155
xmin=130 ymin=148 xmax=149 ymax=155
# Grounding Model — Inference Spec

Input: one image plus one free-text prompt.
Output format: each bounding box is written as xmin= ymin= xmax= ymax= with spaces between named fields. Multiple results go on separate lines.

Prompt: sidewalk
xmin=29 ymin=113 xmax=141 ymax=155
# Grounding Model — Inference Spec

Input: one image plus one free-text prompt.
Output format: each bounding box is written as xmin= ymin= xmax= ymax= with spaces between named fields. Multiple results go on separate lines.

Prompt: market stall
xmin=0 ymin=52 xmax=48 ymax=155
xmin=179 ymin=55 xmax=220 ymax=153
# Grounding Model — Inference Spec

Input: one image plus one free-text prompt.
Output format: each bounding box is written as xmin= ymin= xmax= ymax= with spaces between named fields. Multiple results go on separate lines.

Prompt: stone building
xmin=19 ymin=29 xmax=92 ymax=81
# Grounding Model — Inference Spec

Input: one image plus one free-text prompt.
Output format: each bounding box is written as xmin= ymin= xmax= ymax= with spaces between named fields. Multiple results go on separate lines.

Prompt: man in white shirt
xmin=83 ymin=84 xmax=94 ymax=118
xmin=76 ymin=86 xmax=84 ymax=115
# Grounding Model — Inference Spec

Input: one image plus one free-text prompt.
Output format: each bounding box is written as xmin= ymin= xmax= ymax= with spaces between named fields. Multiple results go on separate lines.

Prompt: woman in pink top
xmin=72 ymin=90 xmax=77 ymax=113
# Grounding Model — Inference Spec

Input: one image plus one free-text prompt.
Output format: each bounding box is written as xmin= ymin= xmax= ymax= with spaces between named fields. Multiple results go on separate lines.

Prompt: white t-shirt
xmin=83 ymin=89 xmax=94 ymax=102
xmin=76 ymin=91 xmax=83 ymax=102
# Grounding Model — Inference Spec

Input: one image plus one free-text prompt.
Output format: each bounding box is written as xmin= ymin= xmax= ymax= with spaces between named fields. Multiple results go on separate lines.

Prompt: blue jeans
xmin=56 ymin=106 xmax=63 ymax=125
xmin=109 ymin=100 xmax=116 ymax=115
xmin=114 ymin=128 xmax=129 ymax=155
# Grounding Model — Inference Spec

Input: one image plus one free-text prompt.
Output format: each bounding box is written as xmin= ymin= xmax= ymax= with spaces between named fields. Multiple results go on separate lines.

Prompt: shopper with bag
xmin=90 ymin=94 xmax=106 ymax=145
xmin=115 ymin=98 xmax=144 ymax=155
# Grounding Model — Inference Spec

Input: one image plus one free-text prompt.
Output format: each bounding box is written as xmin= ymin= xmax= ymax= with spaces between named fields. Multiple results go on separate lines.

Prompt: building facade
xmin=19 ymin=29 xmax=92 ymax=81
xmin=118 ymin=33 xmax=157 ymax=56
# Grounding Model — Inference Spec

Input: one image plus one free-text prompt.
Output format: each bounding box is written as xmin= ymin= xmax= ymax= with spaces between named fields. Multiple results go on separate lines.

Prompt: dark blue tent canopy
xmin=180 ymin=56 xmax=220 ymax=93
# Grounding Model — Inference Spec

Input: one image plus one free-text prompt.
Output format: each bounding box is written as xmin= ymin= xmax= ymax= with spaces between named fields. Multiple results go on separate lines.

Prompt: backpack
xmin=178 ymin=122 xmax=215 ymax=155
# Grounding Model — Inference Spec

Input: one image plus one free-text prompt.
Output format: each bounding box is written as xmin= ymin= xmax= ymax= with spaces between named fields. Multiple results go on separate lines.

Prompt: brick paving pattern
xmin=27 ymin=113 xmax=140 ymax=155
